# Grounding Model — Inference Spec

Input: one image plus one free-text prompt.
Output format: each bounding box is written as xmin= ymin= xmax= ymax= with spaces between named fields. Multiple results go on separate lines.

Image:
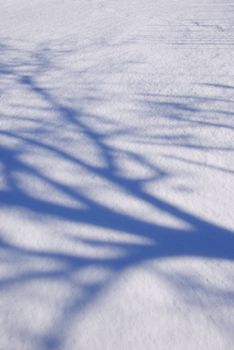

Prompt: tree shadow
xmin=0 ymin=39 xmax=233 ymax=349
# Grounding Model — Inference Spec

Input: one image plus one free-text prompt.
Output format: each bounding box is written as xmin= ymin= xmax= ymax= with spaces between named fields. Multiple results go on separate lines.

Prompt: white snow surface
xmin=0 ymin=0 xmax=234 ymax=349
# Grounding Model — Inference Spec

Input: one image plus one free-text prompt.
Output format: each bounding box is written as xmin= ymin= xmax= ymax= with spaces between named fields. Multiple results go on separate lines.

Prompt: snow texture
xmin=0 ymin=0 xmax=234 ymax=349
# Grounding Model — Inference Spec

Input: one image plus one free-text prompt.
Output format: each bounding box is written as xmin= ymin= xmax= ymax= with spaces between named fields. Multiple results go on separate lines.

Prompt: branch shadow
xmin=0 ymin=39 xmax=233 ymax=349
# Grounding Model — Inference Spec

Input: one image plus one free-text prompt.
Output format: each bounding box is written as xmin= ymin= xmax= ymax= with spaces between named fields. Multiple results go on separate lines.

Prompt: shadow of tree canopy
xmin=0 ymin=39 xmax=234 ymax=349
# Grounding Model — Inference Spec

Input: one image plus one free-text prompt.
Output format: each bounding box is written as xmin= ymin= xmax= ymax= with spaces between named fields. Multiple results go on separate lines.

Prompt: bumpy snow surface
xmin=0 ymin=1 xmax=234 ymax=349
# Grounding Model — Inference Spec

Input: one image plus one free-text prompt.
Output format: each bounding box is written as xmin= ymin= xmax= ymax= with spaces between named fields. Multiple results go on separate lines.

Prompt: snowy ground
xmin=0 ymin=1 xmax=234 ymax=349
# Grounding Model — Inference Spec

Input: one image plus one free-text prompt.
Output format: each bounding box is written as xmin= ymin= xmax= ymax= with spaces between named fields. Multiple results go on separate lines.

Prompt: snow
xmin=0 ymin=0 xmax=234 ymax=349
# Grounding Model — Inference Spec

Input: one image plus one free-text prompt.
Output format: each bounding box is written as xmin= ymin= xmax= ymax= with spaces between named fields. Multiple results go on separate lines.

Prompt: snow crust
xmin=0 ymin=0 xmax=234 ymax=349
